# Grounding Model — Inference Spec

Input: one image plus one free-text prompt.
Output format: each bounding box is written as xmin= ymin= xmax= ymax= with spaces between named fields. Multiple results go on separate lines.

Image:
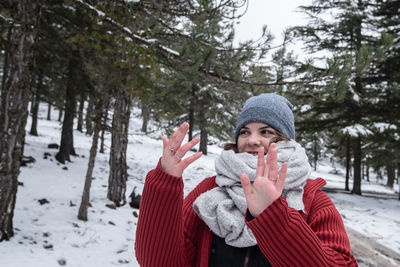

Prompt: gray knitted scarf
xmin=192 ymin=140 xmax=311 ymax=248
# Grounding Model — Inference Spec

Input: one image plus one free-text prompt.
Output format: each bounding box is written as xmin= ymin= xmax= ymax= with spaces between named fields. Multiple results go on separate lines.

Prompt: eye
xmin=260 ymin=129 xmax=275 ymax=135
xmin=239 ymin=129 xmax=249 ymax=135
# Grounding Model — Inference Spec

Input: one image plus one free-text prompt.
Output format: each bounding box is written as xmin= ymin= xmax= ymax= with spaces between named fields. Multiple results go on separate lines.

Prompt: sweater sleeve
xmin=135 ymin=159 xmax=194 ymax=267
xmin=245 ymin=187 xmax=358 ymax=266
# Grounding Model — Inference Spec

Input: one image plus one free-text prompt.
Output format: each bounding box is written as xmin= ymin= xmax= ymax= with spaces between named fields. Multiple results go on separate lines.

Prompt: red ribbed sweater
xmin=135 ymin=160 xmax=358 ymax=266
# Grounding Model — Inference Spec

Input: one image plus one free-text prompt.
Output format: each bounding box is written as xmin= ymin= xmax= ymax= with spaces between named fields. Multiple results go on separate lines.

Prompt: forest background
xmin=0 ymin=0 xmax=399 ymax=260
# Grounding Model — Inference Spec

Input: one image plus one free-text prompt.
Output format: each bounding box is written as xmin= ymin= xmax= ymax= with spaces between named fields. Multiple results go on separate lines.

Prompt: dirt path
xmin=346 ymin=226 xmax=400 ymax=266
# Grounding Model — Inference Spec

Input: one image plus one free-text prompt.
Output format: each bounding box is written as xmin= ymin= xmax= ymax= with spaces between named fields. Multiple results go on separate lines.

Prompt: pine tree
xmin=77 ymin=97 xmax=105 ymax=221
xmin=148 ymin=0 xmax=270 ymax=151
xmin=370 ymin=0 xmax=400 ymax=191
xmin=293 ymin=0 xmax=394 ymax=194
xmin=55 ymin=5 xmax=94 ymax=163
xmin=0 ymin=0 xmax=41 ymax=241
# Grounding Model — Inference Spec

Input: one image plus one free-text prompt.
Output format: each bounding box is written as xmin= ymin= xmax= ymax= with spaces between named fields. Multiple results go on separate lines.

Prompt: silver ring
xmin=268 ymin=177 xmax=279 ymax=181
xmin=168 ymin=146 xmax=177 ymax=153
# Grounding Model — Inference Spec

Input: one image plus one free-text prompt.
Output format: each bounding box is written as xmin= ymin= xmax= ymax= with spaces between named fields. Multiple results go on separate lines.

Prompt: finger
xmin=277 ymin=162 xmax=288 ymax=189
xmin=240 ymin=173 xmax=253 ymax=199
xmin=169 ymin=122 xmax=189 ymax=149
xmin=161 ymin=136 xmax=169 ymax=154
xmin=181 ymin=152 xmax=203 ymax=169
xmin=256 ymin=147 xmax=265 ymax=178
xmin=265 ymin=143 xmax=273 ymax=173
xmin=267 ymin=143 xmax=278 ymax=179
xmin=176 ymin=136 xmax=200 ymax=159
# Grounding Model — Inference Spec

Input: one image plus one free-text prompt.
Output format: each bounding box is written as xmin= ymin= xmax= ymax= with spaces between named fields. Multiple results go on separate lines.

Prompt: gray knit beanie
xmin=234 ymin=93 xmax=295 ymax=142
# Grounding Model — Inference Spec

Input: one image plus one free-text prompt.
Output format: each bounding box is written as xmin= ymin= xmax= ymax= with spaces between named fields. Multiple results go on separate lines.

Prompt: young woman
xmin=135 ymin=93 xmax=358 ymax=266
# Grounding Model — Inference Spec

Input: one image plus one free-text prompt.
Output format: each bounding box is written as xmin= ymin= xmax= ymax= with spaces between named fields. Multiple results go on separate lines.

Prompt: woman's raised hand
xmin=240 ymin=143 xmax=288 ymax=217
xmin=161 ymin=122 xmax=203 ymax=178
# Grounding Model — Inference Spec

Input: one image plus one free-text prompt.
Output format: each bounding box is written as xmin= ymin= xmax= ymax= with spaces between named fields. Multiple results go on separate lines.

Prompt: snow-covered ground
xmin=0 ymin=104 xmax=399 ymax=266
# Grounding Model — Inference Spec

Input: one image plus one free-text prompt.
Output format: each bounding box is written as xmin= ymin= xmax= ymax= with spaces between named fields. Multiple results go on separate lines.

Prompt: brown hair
xmin=223 ymin=130 xmax=290 ymax=153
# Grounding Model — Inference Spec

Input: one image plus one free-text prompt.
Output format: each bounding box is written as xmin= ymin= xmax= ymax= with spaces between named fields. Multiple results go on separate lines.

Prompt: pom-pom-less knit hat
xmin=234 ymin=93 xmax=295 ymax=142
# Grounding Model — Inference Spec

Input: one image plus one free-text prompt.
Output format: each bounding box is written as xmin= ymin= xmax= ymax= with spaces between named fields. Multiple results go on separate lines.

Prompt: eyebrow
xmin=241 ymin=126 xmax=276 ymax=132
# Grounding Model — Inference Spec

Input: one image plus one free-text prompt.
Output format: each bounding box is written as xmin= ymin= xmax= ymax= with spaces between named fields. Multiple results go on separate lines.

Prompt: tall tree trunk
xmin=188 ymin=106 xmax=194 ymax=141
xmin=386 ymin=163 xmax=395 ymax=188
xmin=58 ymin=107 xmax=63 ymax=122
xmin=366 ymin=164 xmax=369 ymax=182
xmin=85 ymin=95 xmax=94 ymax=135
xmin=108 ymin=89 xmax=131 ymax=206
xmin=0 ymin=35 xmax=7 ymax=91
xmin=77 ymin=93 xmax=85 ymax=132
xmin=0 ymin=0 xmax=40 ymax=241
xmin=361 ymin=163 xmax=364 ymax=180
xmin=77 ymin=100 xmax=104 ymax=221
xmin=351 ymin=3 xmax=364 ymax=195
xmin=397 ymin=166 xmax=400 ymax=200
xmin=398 ymin=169 xmax=400 ymax=200
xmin=141 ymin=100 xmax=149 ymax=134
xmin=99 ymin=124 xmax=106 ymax=153
xmin=30 ymin=71 xmax=43 ymax=136
xmin=47 ymin=102 xmax=51 ymax=120
xmin=188 ymin=84 xmax=196 ymax=141
xmin=396 ymin=163 xmax=399 ymax=185
xmin=352 ymin=137 xmax=362 ymax=195
xmin=313 ymin=138 xmax=318 ymax=171
xmin=30 ymin=93 xmax=35 ymax=115
xmin=345 ymin=136 xmax=350 ymax=191
xmin=55 ymin=54 xmax=78 ymax=164
xmin=99 ymin=100 xmax=109 ymax=154
xmin=198 ymin=92 xmax=208 ymax=155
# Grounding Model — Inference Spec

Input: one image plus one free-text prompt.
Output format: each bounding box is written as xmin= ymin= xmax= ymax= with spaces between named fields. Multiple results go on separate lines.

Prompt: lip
xmin=245 ymin=151 xmax=259 ymax=155
xmin=244 ymin=150 xmax=268 ymax=156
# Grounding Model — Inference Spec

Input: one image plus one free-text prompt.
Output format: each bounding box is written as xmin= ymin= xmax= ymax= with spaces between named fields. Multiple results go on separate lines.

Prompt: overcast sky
xmin=234 ymin=0 xmax=311 ymax=45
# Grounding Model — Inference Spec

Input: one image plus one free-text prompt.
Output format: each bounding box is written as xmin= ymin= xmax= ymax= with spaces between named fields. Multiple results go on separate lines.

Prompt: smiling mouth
xmin=246 ymin=151 xmax=267 ymax=156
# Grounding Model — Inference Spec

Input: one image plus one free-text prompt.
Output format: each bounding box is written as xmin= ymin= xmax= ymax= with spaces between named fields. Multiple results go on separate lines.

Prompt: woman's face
xmin=237 ymin=122 xmax=278 ymax=154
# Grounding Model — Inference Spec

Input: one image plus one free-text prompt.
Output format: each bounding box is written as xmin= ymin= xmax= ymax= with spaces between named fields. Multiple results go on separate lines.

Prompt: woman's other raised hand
xmin=161 ymin=122 xmax=203 ymax=178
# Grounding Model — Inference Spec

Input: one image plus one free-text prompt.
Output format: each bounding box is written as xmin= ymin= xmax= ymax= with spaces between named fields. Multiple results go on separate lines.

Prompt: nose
xmin=247 ymin=133 xmax=261 ymax=146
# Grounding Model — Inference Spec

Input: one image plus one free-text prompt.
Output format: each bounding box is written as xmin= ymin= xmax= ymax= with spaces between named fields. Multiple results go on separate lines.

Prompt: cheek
xmin=262 ymin=137 xmax=274 ymax=148
xmin=237 ymin=137 xmax=246 ymax=153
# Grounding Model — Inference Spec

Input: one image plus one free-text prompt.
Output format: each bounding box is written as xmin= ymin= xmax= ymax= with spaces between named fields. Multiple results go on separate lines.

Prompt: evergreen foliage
xmin=292 ymin=0 xmax=399 ymax=194
xmin=0 ymin=0 xmax=399 ymax=236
